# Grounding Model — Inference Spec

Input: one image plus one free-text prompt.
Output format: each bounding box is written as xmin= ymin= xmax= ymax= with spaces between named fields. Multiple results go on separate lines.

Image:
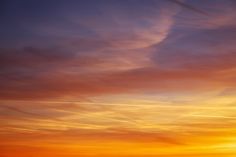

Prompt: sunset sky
xmin=1 ymin=0 xmax=236 ymax=156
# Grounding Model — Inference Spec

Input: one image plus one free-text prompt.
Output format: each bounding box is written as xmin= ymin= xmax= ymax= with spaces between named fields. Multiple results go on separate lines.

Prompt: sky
xmin=0 ymin=0 xmax=236 ymax=156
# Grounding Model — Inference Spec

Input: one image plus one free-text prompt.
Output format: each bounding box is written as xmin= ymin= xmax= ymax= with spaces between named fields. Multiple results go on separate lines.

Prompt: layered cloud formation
xmin=1 ymin=0 xmax=236 ymax=157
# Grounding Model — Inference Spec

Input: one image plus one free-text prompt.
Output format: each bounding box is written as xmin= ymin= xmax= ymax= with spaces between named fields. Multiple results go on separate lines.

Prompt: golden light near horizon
xmin=1 ymin=0 xmax=236 ymax=157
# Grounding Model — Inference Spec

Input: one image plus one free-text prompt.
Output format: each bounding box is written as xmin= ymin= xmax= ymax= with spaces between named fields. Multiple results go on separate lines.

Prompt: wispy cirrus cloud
xmin=1 ymin=0 xmax=236 ymax=157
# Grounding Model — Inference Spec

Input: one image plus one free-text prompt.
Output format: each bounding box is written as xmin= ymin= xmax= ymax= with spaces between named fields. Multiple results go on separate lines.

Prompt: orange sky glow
xmin=0 ymin=0 xmax=236 ymax=156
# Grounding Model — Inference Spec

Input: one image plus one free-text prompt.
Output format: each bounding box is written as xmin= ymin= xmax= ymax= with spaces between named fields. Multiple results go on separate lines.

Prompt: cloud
xmin=173 ymin=0 xmax=236 ymax=29
xmin=3 ymin=26 xmax=236 ymax=100
xmin=1 ymin=1 xmax=236 ymax=157
xmin=154 ymin=25 xmax=236 ymax=70
xmin=168 ymin=0 xmax=209 ymax=16
xmin=0 ymin=1 xmax=180 ymax=100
